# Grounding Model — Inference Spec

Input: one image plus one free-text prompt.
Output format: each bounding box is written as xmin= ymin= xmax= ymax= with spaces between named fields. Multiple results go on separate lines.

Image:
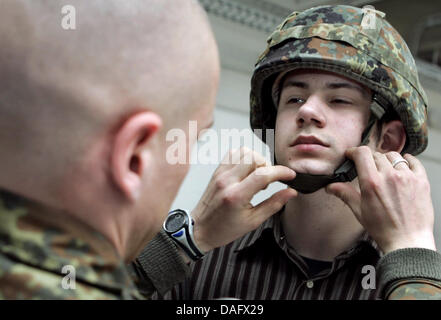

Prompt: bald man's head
xmin=0 ymin=0 xmax=219 ymax=203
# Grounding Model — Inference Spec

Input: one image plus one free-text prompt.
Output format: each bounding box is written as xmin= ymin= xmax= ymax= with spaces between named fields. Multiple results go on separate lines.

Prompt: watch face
xmin=165 ymin=211 xmax=186 ymax=233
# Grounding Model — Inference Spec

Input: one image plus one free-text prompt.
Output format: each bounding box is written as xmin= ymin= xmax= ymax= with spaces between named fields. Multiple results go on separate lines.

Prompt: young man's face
xmin=275 ymin=69 xmax=372 ymax=175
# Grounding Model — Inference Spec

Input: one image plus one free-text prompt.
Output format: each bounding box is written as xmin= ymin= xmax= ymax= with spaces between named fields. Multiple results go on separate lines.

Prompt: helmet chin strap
xmin=278 ymin=95 xmax=387 ymax=194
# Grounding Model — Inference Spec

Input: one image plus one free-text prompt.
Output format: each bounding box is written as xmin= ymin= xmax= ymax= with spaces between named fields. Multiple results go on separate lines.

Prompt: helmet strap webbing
xmin=278 ymin=94 xmax=386 ymax=194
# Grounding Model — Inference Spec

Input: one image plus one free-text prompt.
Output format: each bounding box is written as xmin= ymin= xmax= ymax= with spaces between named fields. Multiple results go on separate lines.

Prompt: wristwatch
xmin=163 ymin=209 xmax=205 ymax=261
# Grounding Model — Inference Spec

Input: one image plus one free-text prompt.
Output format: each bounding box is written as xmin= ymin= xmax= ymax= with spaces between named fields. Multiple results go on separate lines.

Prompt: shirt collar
xmin=234 ymin=210 xmax=282 ymax=252
xmin=0 ymin=189 xmax=140 ymax=297
xmin=336 ymin=230 xmax=381 ymax=259
xmin=233 ymin=207 xmax=381 ymax=258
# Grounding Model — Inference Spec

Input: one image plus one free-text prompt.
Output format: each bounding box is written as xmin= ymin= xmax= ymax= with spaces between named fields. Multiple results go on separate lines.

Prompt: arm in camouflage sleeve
xmin=130 ymin=230 xmax=191 ymax=298
xmin=377 ymin=248 xmax=441 ymax=299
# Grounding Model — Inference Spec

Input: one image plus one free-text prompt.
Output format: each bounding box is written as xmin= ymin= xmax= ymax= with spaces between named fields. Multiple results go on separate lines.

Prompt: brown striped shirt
xmin=154 ymin=212 xmax=382 ymax=300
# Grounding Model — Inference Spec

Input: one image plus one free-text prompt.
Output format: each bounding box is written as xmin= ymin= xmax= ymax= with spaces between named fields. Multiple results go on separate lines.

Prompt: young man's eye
xmin=331 ymin=98 xmax=352 ymax=105
xmin=287 ymin=97 xmax=305 ymax=104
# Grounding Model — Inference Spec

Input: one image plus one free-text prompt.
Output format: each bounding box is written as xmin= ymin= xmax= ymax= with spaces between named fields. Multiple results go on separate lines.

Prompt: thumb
xmin=326 ymin=182 xmax=362 ymax=221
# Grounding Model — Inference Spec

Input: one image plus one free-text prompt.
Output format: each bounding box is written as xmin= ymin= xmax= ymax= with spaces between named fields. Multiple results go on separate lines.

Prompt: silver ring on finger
xmin=391 ymin=158 xmax=409 ymax=169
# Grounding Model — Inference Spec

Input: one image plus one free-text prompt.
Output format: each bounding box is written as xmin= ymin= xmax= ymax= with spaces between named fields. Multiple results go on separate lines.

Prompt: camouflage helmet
xmin=250 ymin=5 xmax=428 ymax=155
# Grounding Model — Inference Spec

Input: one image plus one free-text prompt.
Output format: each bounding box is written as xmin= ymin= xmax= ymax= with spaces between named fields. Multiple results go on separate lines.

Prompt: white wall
xmin=421 ymin=129 xmax=441 ymax=247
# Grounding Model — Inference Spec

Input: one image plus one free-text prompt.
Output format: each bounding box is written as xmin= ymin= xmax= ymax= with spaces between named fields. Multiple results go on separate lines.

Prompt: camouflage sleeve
xmin=377 ymin=248 xmax=441 ymax=300
xmin=131 ymin=230 xmax=191 ymax=297
xmin=386 ymin=279 xmax=441 ymax=300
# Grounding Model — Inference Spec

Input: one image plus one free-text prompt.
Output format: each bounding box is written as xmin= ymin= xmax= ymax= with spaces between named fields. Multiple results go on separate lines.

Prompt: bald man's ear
xmin=111 ymin=112 xmax=162 ymax=202
xmin=376 ymin=120 xmax=406 ymax=153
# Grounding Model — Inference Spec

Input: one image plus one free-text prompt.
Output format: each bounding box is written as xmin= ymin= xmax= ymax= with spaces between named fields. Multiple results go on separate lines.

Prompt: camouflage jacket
xmin=0 ymin=190 xmax=144 ymax=299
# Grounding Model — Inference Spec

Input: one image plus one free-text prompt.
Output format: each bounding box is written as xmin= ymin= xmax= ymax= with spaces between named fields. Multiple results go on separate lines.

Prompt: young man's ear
xmin=376 ymin=120 xmax=406 ymax=153
xmin=111 ymin=111 xmax=162 ymax=202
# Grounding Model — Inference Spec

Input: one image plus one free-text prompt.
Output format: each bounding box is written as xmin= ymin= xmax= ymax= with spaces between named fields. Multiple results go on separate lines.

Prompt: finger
xmin=345 ymin=146 xmax=380 ymax=191
xmin=385 ymin=151 xmax=409 ymax=171
xmin=403 ymin=153 xmax=426 ymax=176
xmin=221 ymin=147 xmax=244 ymax=166
xmin=216 ymin=148 xmax=238 ymax=174
xmin=239 ymin=165 xmax=296 ymax=203
xmin=218 ymin=147 xmax=258 ymax=173
xmin=326 ymin=182 xmax=362 ymax=222
xmin=373 ymin=152 xmax=392 ymax=172
xmin=251 ymin=188 xmax=298 ymax=224
xmin=227 ymin=150 xmax=269 ymax=182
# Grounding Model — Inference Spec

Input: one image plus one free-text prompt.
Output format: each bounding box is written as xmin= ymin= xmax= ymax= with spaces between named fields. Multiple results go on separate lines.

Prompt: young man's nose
xmin=296 ymin=96 xmax=326 ymax=128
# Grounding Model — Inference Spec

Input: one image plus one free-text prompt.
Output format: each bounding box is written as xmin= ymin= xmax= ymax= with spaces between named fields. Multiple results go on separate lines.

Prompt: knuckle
xmin=364 ymin=178 xmax=381 ymax=193
xmin=387 ymin=151 xmax=401 ymax=158
xmin=239 ymin=146 xmax=252 ymax=159
xmin=242 ymin=150 xmax=257 ymax=165
xmin=404 ymin=153 xmax=415 ymax=162
xmin=212 ymin=166 xmax=224 ymax=179
xmin=254 ymin=171 xmax=273 ymax=187
xmin=214 ymin=174 xmax=229 ymax=190
xmin=251 ymin=150 xmax=266 ymax=163
xmin=254 ymin=166 xmax=272 ymax=178
xmin=358 ymin=146 xmax=372 ymax=154
xmin=221 ymin=190 xmax=238 ymax=206
xmin=389 ymin=170 xmax=405 ymax=182
xmin=253 ymin=174 xmax=267 ymax=187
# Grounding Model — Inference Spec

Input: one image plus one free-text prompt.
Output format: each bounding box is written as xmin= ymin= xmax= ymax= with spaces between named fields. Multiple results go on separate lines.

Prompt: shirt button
xmin=306 ymin=280 xmax=314 ymax=289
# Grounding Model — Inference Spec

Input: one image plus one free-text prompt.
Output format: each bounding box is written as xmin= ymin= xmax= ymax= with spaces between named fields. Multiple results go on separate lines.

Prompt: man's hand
xmin=192 ymin=147 xmax=297 ymax=253
xmin=326 ymin=146 xmax=436 ymax=254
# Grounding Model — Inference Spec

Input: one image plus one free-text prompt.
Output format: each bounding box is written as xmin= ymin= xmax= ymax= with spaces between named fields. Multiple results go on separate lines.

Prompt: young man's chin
xmin=285 ymin=160 xmax=337 ymax=176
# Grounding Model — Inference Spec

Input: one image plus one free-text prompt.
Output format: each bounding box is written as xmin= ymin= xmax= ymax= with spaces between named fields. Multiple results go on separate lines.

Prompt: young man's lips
xmin=292 ymin=144 xmax=328 ymax=153
xmin=290 ymin=136 xmax=329 ymax=148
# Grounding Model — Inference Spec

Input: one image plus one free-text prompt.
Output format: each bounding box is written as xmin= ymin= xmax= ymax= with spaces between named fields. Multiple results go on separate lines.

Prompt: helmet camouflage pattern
xmin=250 ymin=5 xmax=428 ymax=155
